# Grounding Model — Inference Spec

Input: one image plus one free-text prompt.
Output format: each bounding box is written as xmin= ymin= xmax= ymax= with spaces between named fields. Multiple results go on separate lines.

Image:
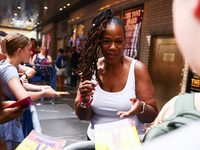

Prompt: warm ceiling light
xmin=44 ymin=6 xmax=48 ymax=9
xmin=14 ymin=13 xmax=17 ymax=16
xmin=63 ymin=5 xmax=66 ymax=8
xmin=60 ymin=8 xmax=63 ymax=11
xmin=67 ymin=3 xmax=70 ymax=6
xmin=17 ymin=6 xmax=21 ymax=9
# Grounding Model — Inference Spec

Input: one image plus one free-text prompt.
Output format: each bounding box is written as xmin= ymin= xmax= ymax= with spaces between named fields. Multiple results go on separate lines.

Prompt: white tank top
xmin=87 ymin=58 xmax=146 ymax=141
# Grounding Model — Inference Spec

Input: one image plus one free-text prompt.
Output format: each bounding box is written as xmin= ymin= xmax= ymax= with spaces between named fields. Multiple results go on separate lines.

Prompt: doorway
xmin=151 ymin=36 xmax=184 ymax=111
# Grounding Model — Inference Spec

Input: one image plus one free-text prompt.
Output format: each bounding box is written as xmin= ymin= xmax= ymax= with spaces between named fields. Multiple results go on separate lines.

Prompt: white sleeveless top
xmin=87 ymin=58 xmax=146 ymax=141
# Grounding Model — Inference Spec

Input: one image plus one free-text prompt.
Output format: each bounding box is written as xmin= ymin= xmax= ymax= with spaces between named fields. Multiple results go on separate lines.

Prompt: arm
xmin=31 ymin=54 xmax=36 ymax=64
xmin=0 ymin=101 xmax=23 ymax=124
xmin=18 ymin=64 xmax=36 ymax=80
xmin=31 ymin=54 xmax=37 ymax=69
xmin=116 ymin=61 xmax=158 ymax=123
xmin=47 ymin=55 xmax=53 ymax=65
xmin=54 ymin=56 xmax=59 ymax=66
xmin=135 ymin=61 xmax=158 ymax=123
xmin=75 ymin=81 xmax=97 ymax=120
xmin=8 ymin=77 xmax=60 ymax=101
xmin=22 ymin=83 xmax=52 ymax=92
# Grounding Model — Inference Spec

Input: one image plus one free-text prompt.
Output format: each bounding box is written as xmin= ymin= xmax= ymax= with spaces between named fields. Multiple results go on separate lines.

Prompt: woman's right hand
xmin=42 ymin=88 xmax=60 ymax=98
xmin=78 ymin=81 xmax=98 ymax=97
xmin=78 ymin=81 xmax=98 ymax=103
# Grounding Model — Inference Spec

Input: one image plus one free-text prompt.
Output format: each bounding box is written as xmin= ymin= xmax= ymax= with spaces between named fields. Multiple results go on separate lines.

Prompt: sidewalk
xmin=34 ymin=85 xmax=90 ymax=147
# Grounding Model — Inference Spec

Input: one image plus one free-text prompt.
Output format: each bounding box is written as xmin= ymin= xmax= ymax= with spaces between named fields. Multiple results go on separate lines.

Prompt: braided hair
xmin=78 ymin=8 xmax=126 ymax=83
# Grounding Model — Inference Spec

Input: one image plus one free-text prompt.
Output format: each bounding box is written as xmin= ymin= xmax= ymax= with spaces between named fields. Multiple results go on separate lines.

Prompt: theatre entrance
xmin=150 ymin=36 xmax=185 ymax=111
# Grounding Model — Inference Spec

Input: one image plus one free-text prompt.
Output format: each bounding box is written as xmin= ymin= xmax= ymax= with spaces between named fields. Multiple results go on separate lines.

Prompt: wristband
xmin=138 ymin=101 xmax=146 ymax=114
xmin=23 ymin=72 xmax=28 ymax=79
xmin=80 ymin=95 xmax=93 ymax=108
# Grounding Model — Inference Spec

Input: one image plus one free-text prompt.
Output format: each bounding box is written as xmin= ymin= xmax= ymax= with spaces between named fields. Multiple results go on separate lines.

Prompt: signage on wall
xmin=123 ymin=7 xmax=143 ymax=59
xmin=186 ymin=69 xmax=200 ymax=93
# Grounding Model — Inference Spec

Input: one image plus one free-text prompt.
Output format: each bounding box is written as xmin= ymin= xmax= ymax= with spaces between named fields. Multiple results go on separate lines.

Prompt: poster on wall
xmin=186 ymin=70 xmax=200 ymax=93
xmin=42 ymin=33 xmax=51 ymax=50
xmin=123 ymin=7 xmax=143 ymax=59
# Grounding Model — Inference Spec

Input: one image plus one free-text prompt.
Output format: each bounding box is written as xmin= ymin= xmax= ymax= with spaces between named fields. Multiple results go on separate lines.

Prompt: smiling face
xmin=40 ymin=46 xmax=47 ymax=54
xmin=101 ymin=22 xmax=126 ymax=64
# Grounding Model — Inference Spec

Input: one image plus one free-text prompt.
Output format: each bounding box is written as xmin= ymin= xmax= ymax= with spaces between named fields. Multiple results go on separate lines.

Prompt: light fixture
xmin=44 ymin=6 xmax=48 ymax=10
xmin=67 ymin=3 xmax=70 ymax=6
xmin=60 ymin=7 xmax=63 ymax=11
xmin=17 ymin=6 xmax=21 ymax=9
xmin=14 ymin=13 xmax=17 ymax=16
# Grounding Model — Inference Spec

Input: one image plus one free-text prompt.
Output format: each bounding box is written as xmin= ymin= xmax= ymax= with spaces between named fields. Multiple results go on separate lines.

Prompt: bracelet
xmin=23 ymin=72 xmax=28 ymax=79
xmin=138 ymin=101 xmax=146 ymax=114
xmin=79 ymin=95 xmax=93 ymax=108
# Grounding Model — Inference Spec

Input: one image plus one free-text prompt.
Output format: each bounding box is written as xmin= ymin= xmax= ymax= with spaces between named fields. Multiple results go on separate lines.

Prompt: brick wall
xmin=140 ymin=0 xmax=173 ymax=67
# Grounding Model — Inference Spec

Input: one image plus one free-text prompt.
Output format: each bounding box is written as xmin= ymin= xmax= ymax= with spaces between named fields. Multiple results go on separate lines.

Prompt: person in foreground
xmin=0 ymin=32 xmax=60 ymax=149
xmin=139 ymin=0 xmax=200 ymax=149
xmin=0 ymin=85 xmax=23 ymax=150
xmin=74 ymin=8 xmax=158 ymax=142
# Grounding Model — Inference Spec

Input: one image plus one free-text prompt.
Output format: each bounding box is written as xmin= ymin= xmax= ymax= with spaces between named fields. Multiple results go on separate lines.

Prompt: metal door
xmin=151 ymin=36 xmax=184 ymax=111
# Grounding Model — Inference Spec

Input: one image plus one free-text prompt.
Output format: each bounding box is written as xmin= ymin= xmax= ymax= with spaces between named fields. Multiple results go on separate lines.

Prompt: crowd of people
xmin=1 ymin=0 xmax=200 ymax=149
xmin=0 ymin=32 xmax=60 ymax=149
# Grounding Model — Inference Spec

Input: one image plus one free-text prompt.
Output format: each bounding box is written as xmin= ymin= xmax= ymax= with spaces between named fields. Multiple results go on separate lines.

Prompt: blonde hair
xmin=40 ymin=46 xmax=48 ymax=55
xmin=2 ymin=32 xmax=30 ymax=56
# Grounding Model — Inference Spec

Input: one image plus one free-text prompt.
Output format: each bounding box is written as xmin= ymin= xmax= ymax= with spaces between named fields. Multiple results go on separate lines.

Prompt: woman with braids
xmin=0 ymin=32 xmax=59 ymax=149
xmin=74 ymin=8 xmax=158 ymax=142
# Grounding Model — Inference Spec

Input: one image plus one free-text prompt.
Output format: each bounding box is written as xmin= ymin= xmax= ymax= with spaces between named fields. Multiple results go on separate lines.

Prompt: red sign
xmin=123 ymin=7 xmax=143 ymax=59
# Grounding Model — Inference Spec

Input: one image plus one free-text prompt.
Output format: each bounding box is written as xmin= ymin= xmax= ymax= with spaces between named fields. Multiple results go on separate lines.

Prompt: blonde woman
xmin=32 ymin=46 xmax=53 ymax=84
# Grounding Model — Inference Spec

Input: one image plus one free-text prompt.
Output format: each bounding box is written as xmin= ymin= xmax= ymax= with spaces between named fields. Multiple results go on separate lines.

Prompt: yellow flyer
xmin=95 ymin=119 xmax=141 ymax=150
xmin=16 ymin=130 xmax=66 ymax=150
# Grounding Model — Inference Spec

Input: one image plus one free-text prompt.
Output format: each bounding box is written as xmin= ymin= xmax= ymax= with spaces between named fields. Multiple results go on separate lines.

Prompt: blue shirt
xmin=54 ymin=54 xmax=67 ymax=68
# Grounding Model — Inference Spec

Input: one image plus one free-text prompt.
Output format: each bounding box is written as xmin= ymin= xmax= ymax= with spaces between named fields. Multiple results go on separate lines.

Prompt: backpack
xmin=143 ymin=93 xmax=200 ymax=142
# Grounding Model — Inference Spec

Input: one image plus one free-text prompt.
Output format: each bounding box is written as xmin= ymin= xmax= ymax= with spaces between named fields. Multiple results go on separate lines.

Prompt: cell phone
xmin=3 ymin=96 xmax=34 ymax=110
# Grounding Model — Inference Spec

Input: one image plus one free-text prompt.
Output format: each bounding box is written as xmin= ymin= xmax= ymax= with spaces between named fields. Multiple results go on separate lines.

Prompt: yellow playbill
xmin=95 ymin=119 xmax=141 ymax=150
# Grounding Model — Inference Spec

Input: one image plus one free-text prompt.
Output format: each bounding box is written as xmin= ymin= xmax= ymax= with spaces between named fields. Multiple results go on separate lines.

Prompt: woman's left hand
xmin=116 ymin=98 xmax=143 ymax=118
